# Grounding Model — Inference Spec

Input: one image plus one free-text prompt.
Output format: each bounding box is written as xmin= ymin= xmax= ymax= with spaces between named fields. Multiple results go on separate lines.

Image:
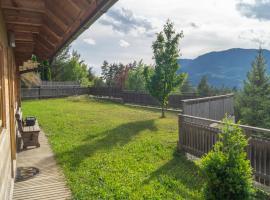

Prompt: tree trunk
xmin=161 ymin=104 xmax=165 ymax=118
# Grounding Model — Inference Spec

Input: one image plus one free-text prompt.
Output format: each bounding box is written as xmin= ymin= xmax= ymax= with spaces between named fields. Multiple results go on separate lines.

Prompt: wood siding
xmin=0 ymin=7 xmax=19 ymax=200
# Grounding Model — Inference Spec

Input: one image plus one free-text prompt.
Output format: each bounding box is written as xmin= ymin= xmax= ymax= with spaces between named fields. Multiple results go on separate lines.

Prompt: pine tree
xmin=238 ymin=48 xmax=270 ymax=128
xmin=197 ymin=75 xmax=211 ymax=97
xmin=181 ymin=78 xmax=195 ymax=93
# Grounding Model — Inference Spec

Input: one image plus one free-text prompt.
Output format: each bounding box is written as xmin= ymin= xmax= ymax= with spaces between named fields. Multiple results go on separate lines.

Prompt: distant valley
xmin=178 ymin=48 xmax=270 ymax=88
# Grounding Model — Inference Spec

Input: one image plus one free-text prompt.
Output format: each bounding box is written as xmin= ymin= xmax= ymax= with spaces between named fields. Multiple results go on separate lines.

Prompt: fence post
xmin=38 ymin=86 xmax=41 ymax=99
xmin=178 ymin=112 xmax=184 ymax=152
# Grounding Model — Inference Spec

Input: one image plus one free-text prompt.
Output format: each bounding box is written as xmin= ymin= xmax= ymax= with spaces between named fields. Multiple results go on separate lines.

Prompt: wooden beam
xmin=2 ymin=0 xmax=46 ymax=13
xmin=7 ymin=24 xmax=40 ymax=33
xmin=15 ymin=42 xmax=34 ymax=52
xmin=45 ymin=0 xmax=76 ymax=25
xmin=45 ymin=9 xmax=68 ymax=31
xmin=50 ymin=0 xmax=98 ymax=57
xmin=35 ymin=37 xmax=55 ymax=53
xmin=15 ymin=32 xmax=34 ymax=42
xmin=4 ymin=15 xmax=43 ymax=26
xmin=41 ymin=25 xmax=62 ymax=41
xmin=43 ymin=16 xmax=65 ymax=37
xmin=37 ymin=34 xmax=56 ymax=49
xmin=6 ymin=21 xmax=42 ymax=26
xmin=67 ymin=0 xmax=82 ymax=12
xmin=34 ymin=41 xmax=51 ymax=55
xmin=1 ymin=5 xmax=45 ymax=14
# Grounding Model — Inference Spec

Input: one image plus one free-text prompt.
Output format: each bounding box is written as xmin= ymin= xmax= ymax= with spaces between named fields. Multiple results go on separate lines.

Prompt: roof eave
xmin=50 ymin=0 xmax=118 ymax=62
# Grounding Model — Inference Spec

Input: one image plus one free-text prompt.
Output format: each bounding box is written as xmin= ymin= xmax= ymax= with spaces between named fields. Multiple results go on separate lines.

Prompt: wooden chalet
xmin=0 ymin=0 xmax=118 ymax=199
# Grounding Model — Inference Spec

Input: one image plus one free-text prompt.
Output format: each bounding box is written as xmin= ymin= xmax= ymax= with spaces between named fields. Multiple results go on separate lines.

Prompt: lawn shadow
xmin=56 ymin=119 xmax=157 ymax=169
xmin=143 ymin=151 xmax=203 ymax=193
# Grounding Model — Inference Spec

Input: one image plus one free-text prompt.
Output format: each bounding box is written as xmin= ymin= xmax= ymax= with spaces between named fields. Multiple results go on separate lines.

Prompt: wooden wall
xmin=0 ymin=7 xmax=18 ymax=200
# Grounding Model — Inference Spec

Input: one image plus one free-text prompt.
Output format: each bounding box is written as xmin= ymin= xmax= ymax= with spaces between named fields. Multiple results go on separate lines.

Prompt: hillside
xmin=178 ymin=48 xmax=270 ymax=88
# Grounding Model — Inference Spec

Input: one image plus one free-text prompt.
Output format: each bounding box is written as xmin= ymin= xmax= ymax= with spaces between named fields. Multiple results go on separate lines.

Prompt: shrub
xmin=200 ymin=117 xmax=254 ymax=200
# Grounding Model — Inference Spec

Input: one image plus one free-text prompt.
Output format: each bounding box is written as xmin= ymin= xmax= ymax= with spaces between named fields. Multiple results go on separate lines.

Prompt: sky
xmin=71 ymin=0 xmax=270 ymax=74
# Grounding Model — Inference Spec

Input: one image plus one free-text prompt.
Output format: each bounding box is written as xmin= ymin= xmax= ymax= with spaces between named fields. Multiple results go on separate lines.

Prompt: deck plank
xmin=13 ymin=131 xmax=72 ymax=200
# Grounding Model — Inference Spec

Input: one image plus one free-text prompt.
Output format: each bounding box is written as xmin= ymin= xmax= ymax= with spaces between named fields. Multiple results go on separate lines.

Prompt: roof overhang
xmin=0 ymin=0 xmax=118 ymax=66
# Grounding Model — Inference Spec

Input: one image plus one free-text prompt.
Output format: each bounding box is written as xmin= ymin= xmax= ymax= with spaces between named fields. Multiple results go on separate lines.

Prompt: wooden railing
xmin=178 ymin=114 xmax=270 ymax=186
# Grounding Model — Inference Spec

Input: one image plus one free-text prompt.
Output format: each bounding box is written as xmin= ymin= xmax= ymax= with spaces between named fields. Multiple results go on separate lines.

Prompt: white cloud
xmin=119 ymin=39 xmax=130 ymax=48
xmin=83 ymin=38 xmax=96 ymax=45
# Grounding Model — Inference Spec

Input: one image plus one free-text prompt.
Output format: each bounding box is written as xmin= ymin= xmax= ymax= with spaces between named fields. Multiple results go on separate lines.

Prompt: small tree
xmin=197 ymin=75 xmax=211 ymax=97
xmin=144 ymin=20 xmax=187 ymax=118
xmin=181 ymin=77 xmax=195 ymax=93
xmin=200 ymin=118 xmax=254 ymax=199
xmin=126 ymin=60 xmax=147 ymax=91
xmin=101 ymin=60 xmax=114 ymax=87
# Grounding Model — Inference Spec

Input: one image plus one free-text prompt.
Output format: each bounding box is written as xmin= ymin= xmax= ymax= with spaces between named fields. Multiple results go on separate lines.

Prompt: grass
xmin=22 ymin=96 xmax=204 ymax=199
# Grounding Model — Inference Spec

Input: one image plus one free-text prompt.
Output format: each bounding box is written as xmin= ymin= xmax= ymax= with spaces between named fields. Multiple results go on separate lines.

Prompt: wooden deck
xmin=13 ymin=131 xmax=72 ymax=200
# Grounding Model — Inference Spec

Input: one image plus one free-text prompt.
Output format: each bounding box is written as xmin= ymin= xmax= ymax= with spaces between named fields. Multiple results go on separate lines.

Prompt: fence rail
xmin=40 ymin=81 xmax=80 ymax=87
xmin=178 ymin=114 xmax=270 ymax=186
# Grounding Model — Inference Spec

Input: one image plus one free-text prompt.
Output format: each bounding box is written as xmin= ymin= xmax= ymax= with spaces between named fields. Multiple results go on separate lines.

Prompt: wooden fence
xmin=178 ymin=114 xmax=270 ymax=187
xmin=182 ymin=93 xmax=234 ymax=121
xmin=21 ymin=86 xmax=197 ymax=107
xmin=89 ymin=87 xmax=198 ymax=109
xmin=21 ymin=87 xmax=90 ymax=99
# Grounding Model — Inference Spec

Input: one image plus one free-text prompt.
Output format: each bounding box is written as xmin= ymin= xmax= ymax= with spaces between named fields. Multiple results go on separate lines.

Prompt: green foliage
xmin=23 ymin=98 xmax=204 ymax=199
xmin=197 ymin=75 xmax=211 ymax=96
xmin=200 ymin=117 xmax=254 ymax=200
xmin=101 ymin=61 xmax=136 ymax=89
xmin=125 ymin=60 xmax=147 ymax=91
xmin=50 ymin=47 xmax=93 ymax=86
xmin=39 ymin=60 xmax=51 ymax=81
xmin=182 ymin=77 xmax=196 ymax=93
xmin=144 ymin=20 xmax=187 ymax=117
xmin=93 ymin=77 xmax=106 ymax=87
xmin=101 ymin=60 xmax=114 ymax=87
xmin=31 ymin=55 xmax=51 ymax=81
xmin=197 ymin=75 xmax=235 ymax=97
xmin=236 ymin=48 xmax=270 ymax=128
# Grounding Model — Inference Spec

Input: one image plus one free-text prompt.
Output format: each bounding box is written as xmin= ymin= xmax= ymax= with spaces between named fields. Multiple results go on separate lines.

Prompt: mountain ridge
xmin=178 ymin=48 xmax=270 ymax=88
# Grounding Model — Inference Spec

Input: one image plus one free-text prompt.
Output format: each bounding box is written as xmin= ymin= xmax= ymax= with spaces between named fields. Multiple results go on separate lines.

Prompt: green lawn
xmin=23 ymin=96 xmax=204 ymax=200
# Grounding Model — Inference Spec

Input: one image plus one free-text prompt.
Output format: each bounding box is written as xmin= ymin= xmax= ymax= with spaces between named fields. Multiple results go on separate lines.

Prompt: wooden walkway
xmin=13 ymin=131 xmax=72 ymax=200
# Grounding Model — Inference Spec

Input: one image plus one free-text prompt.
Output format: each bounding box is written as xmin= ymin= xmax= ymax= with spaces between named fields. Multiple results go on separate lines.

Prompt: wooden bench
xmin=15 ymin=109 xmax=40 ymax=150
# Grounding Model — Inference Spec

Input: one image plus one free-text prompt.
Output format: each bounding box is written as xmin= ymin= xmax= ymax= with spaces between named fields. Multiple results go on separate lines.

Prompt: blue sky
xmin=71 ymin=0 xmax=270 ymax=74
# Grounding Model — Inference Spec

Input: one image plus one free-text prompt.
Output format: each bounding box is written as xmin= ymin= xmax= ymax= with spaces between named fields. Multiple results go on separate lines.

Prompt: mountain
xmin=178 ymin=48 xmax=270 ymax=88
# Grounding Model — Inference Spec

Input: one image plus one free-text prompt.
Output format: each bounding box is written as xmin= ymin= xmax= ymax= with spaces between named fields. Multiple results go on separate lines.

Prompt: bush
xmin=200 ymin=117 xmax=254 ymax=200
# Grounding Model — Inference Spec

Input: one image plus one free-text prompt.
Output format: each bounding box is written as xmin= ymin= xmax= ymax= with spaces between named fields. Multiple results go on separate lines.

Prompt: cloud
xmin=119 ymin=39 xmax=130 ymax=48
xmin=236 ymin=0 xmax=270 ymax=21
xmin=190 ymin=22 xmax=199 ymax=28
xmin=238 ymin=29 xmax=270 ymax=46
xmin=99 ymin=7 xmax=155 ymax=36
xmin=83 ymin=38 xmax=96 ymax=45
